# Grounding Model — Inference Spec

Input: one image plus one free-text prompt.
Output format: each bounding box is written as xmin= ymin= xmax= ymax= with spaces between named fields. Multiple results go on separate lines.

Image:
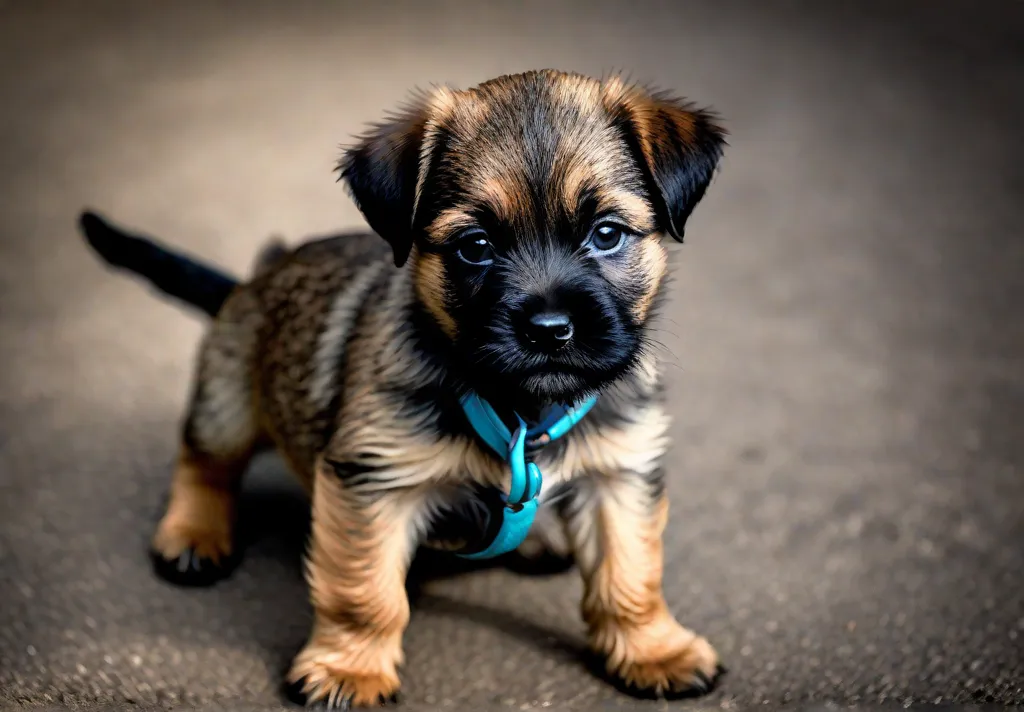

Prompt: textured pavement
xmin=1 ymin=1 xmax=1023 ymax=710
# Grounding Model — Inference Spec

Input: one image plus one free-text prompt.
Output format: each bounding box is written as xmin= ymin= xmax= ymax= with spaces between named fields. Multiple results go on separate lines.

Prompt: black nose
xmin=523 ymin=310 xmax=574 ymax=352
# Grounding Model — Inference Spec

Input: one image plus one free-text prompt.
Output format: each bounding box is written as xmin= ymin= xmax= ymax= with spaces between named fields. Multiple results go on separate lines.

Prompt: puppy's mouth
xmin=518 ymin=369 xmax=591 ymax=402
xmin=468 ymin=344 xmax=634 ymax=403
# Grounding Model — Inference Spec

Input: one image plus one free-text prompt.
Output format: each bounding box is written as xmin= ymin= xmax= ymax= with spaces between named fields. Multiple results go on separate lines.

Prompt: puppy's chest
xmin=400 ymin=413 xmax=669 ymax=554
xmin=355 ymin=412 xmax=667 ymax=494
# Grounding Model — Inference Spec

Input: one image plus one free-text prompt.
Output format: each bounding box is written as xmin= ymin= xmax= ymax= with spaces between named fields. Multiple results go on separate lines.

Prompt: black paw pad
xmin=285 ymin=677 xmax=347 ymax=709
xmin=284 ymin=677 xmax=401 ymax=709
xmin=661 ymin=665 xmax=726 ymax=700
xmin=150 ymin=547 xmax=234 ymax=587
xmin=583 ymin=651 xmax=725 ymax=701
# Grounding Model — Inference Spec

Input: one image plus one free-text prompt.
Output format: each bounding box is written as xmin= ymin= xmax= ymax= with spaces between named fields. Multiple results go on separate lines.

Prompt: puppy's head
xmin=339 ymin=70 xmax=726 ymax=404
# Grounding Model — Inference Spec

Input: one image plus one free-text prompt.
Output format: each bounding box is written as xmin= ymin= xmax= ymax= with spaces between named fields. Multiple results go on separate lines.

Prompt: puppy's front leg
xmin=288 ymin=458 xmax=420 ymax=709
xmin=563 ymin=470 xmax=722 ymax=698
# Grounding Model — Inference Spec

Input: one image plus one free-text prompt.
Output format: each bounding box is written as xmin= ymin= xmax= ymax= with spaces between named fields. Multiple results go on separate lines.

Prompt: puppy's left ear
xmin=337 ymin=91 xmax=439 ymax=268
xmin=605 ymin=82 xmax=728 ymax=242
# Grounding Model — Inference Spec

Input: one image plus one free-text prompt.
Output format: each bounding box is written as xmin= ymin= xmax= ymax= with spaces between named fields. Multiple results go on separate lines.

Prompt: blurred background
xmin=1 ymin=1 xmax=1022 ymax=710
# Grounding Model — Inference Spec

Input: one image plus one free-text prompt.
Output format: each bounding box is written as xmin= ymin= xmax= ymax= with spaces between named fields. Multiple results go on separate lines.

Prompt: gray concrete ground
xmin=1 ymin=1 xmax=1023 ymax=710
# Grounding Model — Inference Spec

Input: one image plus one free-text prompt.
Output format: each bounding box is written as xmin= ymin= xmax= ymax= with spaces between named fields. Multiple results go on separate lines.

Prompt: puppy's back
xmin=243 ymin=231 xmax=395 ymax=478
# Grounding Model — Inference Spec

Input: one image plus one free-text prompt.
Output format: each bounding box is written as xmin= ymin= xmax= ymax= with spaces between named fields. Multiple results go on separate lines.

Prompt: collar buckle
xmin=455 ymin=392 xmax=598 ymax=560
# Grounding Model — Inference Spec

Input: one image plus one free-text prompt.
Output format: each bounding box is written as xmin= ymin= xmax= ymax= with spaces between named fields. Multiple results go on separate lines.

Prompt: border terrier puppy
xmin=80 ymin=69 xmax=727 ymax=708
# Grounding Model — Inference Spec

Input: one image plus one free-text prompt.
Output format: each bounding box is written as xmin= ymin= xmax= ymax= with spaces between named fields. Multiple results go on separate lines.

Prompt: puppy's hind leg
xmin=151 ymin=290 xmax=262 ymax=586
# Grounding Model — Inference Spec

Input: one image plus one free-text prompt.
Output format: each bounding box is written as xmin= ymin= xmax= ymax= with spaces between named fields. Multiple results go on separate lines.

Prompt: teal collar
xmin=455 ymin=391 xmax=598 ymax=560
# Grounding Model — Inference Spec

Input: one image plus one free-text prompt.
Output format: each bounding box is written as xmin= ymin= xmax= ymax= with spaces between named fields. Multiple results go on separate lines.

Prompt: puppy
xmin=80 ymin=69 xmax=727 ymax=708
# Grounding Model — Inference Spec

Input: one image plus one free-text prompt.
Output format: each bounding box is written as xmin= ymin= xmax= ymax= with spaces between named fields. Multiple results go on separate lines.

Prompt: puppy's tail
xmin=78 ymin=210 xmax=240 ymax=318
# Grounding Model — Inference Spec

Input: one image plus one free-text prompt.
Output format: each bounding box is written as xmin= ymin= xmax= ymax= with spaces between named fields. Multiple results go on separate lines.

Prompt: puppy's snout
xmin=521 ymin=310 xmax=574 ymax=353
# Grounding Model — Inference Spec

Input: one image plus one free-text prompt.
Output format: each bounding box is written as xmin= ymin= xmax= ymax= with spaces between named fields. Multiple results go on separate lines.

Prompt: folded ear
xmin=337 ymin=91 xmax=439 ymax=268
xmin=605 ymin=81 xmax=728 ymax=242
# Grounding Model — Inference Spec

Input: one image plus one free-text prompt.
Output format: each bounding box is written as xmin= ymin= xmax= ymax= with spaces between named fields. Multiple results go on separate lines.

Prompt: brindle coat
xmin=107 ymin=69 xmax=727 ymax=708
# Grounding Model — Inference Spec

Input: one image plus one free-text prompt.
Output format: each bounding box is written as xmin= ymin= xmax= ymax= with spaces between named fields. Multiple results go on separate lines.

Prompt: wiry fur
xmin=80 ymin=69 xmax=727 ymax=708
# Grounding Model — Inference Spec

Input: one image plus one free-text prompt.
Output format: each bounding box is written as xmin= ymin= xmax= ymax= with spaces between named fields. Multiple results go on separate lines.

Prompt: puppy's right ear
xmin=603 ymin=78 xmax=727 ymax=243
xmin=337 ymin=91 xmax=438 ymax=268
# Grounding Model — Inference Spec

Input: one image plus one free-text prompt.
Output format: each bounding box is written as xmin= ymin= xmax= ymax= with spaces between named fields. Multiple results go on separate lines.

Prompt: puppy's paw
xmin=615 ymin=633 xmax=723 ymax=698
xmin=150 ymin=519 xmax=235 ymax=587
xmin=287 ymin=647 xmax=401 ymax=709
xmin=286 ymin=674 xmax=400 ymax=710
xmin=593 ymin=618 xmax=723 ymax=699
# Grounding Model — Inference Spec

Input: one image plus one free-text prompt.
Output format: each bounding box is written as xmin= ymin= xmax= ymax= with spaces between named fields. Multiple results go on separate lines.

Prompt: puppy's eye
xmin=588 ymin=222 xmax=629 ymax=253
xmin=455 ymin=232 xmax=495 ymax=266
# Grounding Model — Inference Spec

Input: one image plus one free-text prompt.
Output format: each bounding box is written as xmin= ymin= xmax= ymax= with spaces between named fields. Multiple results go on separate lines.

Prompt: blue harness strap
xmin=456 ymin=392 xmax=598 ymax=560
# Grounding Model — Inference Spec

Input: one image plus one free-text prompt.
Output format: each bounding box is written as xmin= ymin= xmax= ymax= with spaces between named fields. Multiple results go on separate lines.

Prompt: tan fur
xmin=424 ymin=208 xmax=478 ymax=242
xmin=557 ymin=402 xmax=670 ymax=481
xmin=145 ymin=69 xmax=726 ymax=708
xmin=412 ymin=87 xmax=468 ymax=223
xmin=577 ymin=492 xmax=719 ymax=695
xmin=151 ymin=445 xmax=249 ymax=566
xmin=288 ymin=462 xmax=420 ymax=707
xmin=479 ymin=175 xmax=530 ymax=224
xmin=413 ymin=251 xmax=457 ymax=338
xmin=633 ymin=236 xmax=669 ymax=323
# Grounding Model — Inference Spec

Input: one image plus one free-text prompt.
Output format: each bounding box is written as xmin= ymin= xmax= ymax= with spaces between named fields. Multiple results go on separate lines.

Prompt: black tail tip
xmin=78 ymin=209 xmax=133 ymax=266
xmin=77 ymin=209 xmax=109 ymax=238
